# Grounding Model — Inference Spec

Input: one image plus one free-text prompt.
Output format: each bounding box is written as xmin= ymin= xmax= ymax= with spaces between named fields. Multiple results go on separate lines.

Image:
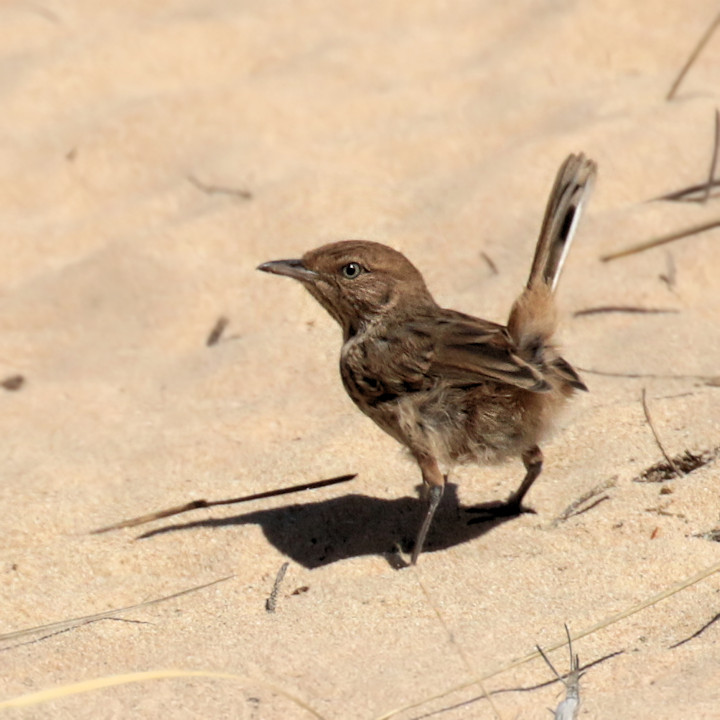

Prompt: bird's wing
xmin=409 ymin=311 xmax=552 ymax=392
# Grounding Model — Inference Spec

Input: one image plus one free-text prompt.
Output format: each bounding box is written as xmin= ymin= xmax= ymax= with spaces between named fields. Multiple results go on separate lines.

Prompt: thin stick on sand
xmin=551 ymin=477 xmax=616 ymax=527
xmin=187 ymin=173 xmax=252 ymax=199
xmin=0 ymin=670 xmax=328 ymax=718
xmin=206 ymin=315 xmax=229 ymax=346
xmin=572 ymin=306 xmax=678 ymax=317
xmin=599 ymin=218 xmax=720 ymax=262
xmin=666 ymin=11 xmax=720 ymax=100
xmin=576 ymin=366 xmax=719 ymax=382
xmin=641 ymin=388 xmax=683 ymax=478
xmin=702 ymin=109 xmax=720 ymax=203
xmin=0 ymin=575 xmax=233 ymax=645
xmin=653 ymin=110 xmax=720 ymax=203
xmin=91 ymin=474 xmax=356 ymax=534
xmin=653 ymin=178 xmax=720 ymax=203
xmin=265 ymin=562 xmax=290 ymax=614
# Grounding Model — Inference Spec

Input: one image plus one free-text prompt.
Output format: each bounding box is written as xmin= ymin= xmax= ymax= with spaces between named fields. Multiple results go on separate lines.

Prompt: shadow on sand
xmin=137 ymin=483 xmax=521 ymax=569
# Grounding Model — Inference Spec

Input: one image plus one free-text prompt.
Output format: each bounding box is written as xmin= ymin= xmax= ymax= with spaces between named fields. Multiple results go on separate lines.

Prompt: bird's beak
xmin=257 ymin=258 xmax=318 ymax=282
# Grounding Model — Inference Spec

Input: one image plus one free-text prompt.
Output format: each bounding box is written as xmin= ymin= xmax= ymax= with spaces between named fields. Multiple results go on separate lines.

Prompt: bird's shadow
xmin=137 ymin=484 xmax=519 ymax=569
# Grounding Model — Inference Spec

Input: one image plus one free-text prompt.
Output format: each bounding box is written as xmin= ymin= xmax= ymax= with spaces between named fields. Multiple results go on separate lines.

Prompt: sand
xmin=2 ymin=1 xmax=720 ymax=718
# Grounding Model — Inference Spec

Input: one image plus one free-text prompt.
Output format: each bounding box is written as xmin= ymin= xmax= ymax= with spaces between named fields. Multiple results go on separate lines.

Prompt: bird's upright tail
xmin=507 ymin=154 xmax=596 ymax=387
xmin=526 ymin=153 xmax=597 ymax=293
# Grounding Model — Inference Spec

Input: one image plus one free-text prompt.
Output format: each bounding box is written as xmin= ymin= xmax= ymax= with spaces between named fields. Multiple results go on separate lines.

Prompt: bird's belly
xmin=340 ymin=336 xmax=556 ymax=467
xmin=356 ymin=382 xmax=537 ymax=468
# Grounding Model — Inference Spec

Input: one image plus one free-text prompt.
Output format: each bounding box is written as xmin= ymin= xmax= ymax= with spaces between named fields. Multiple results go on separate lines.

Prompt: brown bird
xmin=258 ymin=153 xmax=596 ymax=565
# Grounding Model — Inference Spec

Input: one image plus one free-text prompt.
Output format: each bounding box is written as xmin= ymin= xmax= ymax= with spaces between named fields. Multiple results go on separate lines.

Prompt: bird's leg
xmin=505 ymin=444 xmax=543 ymax=511
xmin=410 ymin=455 xmax=445 ymax=566
xmin=465 ymin=445 xmax=542 ymax=522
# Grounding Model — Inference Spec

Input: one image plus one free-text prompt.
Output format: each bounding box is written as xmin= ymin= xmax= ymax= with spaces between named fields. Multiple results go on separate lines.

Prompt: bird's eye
xmin=341 ymin=262 xmax=363 ymax=279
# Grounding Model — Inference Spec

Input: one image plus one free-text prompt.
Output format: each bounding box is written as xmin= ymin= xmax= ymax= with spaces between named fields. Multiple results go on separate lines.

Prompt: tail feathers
xmin=527 ymin=153 xmax=597 ymax=293
xmin=551 ymin=356 xmax=588 ymax=392
xmin=508 ymin=153 xmax=596 ymax=370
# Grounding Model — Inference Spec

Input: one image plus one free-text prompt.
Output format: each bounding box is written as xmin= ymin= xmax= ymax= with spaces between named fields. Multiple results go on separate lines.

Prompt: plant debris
xmin=634 ymin=448 xmax=719 ymax=483
xmin=1 ymin=375 xmax=25 ymax=391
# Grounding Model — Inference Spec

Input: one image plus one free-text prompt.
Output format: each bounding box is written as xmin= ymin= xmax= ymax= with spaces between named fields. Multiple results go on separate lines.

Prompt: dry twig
xmin=187 ymin=174 xmax=252 ymax=199
xmin=92 ymin=474 xmax=356 ymax=533
xmin=659 ymin=252 xmax=677 ymax=288
xmin=1 ymin=375 xmax=24 ymax=391
xmin=577 ymin=366 xmax=718 ymax=382
xmin=660 ymin=110 xmax=720 ymax=203
xmin=206 ymin=316 xmax=229 ymax=346
xmin=0 ymin=576 xmax=233 ymax=646
xmin=702 ymin=109 xmax=720 ymax=203
xmin=600 ymin=218 xmax=720 ymax=262
xmin=667 ymin=11 xmax=720 ymax=100
xmin=480 ymin=251 xmax=499 ymax=275
xmin=669 ymin=611 xmax=720 ymax=649
xmin=654 ymin=179 xmax=720 ymax=203
xmin=573 ymin=306 xmax=677 ymax=317
xmin=0 ymin=618 xmax=150 ymax=653
xmin=413 ymin=650 xmax=622 ymax=719
xmin=641 ymin=388 xmax=682 ymax=478
xmin=552 ymin=478 xmax=616 ymax=527
xmin=0 ymin=669 xmax=326 ymax=718
xmin=265 ymin=562 xmax=290 ymax=613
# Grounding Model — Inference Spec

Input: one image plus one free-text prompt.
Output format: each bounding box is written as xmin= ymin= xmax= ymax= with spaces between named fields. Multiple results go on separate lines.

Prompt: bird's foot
xmin=384 ymin=543 xmax=411 ymax=570
xmin=465 ymin=498 xmax=536 ymax=524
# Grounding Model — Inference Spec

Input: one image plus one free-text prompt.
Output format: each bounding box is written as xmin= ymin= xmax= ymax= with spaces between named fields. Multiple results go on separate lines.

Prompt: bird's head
xmin=258 ymin=240 xmax=436 ymax=338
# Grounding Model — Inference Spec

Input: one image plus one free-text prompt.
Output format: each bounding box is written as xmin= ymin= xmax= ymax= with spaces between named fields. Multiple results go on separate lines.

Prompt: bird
xmin=258 ymin=153 xmax=596 ymax=565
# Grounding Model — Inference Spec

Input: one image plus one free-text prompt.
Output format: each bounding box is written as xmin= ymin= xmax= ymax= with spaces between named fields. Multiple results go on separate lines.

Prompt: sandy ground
xmin=2 ymin=1 xmax=720 ymax=718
